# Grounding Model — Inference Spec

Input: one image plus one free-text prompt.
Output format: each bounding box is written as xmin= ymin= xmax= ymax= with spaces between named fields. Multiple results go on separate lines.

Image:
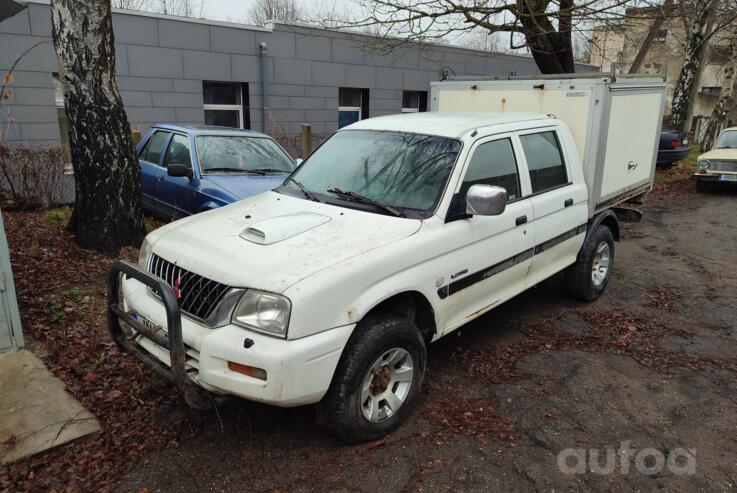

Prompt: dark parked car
xmin=137 ymin=124 xmax=296 ymax=218
xmin=657 ymin=128 xmax=691 ymax=168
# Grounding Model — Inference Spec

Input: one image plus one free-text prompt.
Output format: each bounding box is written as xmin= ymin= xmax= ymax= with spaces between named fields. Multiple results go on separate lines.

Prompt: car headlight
xmin=232 ymin=290 xmax=291 ymax=338
xmin=138 ymin=238 xmax=152 ymax=268
xmin=698 ymin=160 xmax=710 ymax=169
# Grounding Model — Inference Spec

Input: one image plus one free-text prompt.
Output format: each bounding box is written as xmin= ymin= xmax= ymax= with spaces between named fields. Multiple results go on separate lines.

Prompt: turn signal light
xmin=228 ymin=361 xmax=267 ymax=380
xmin=698 ymin=169 xmax=707 ymax=174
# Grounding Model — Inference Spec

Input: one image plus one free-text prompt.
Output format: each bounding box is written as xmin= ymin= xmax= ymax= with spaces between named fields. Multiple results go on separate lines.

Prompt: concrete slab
xmin=0 ymin=349 xmax=100 ymax=464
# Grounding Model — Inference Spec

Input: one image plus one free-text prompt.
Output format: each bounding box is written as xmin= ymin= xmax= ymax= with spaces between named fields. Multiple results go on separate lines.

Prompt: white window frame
xmin=203 ymin=103 xmax=244 ymax=129
xmin=203 ymin=82 xmax=244 ymax=129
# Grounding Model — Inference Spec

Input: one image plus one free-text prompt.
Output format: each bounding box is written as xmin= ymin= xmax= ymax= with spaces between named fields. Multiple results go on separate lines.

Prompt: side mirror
xmin=295 ymin=158 xmax=304 ymax=165
xmin=466 ymin=184 xmax=507 ymax=216
xmin=168 ymin=163 xmax=193 ymax=179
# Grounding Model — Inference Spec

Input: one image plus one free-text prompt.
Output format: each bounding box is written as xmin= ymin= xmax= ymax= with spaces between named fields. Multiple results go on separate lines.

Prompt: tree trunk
xmin=669 ymin=0 xmax=715 ymax=133
xmin=701 ymin=56 xmax=736 ymax=151
xmin=629 ymin=0 xmax=673 ymax=74
xmin=518 ymin=0 xmax=576 ymax=74
xmin=51 ymin=0 xmax=144 ymax=254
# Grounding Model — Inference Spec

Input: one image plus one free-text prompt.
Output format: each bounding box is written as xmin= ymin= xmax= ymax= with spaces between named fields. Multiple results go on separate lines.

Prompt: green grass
xmin=43 ymin=205 xmax=72 ymax=225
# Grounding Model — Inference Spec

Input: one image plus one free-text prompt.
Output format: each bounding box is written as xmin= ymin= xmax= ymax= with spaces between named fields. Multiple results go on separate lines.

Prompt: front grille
xmin=148 ymin=253 xmax=232 ymax=321
xmin=711 ymin=160 xmax=737 ymax=172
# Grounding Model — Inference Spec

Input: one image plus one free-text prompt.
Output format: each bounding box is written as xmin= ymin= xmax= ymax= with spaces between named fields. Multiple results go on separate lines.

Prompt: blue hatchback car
xmin=137 ymin=124 xmax=297 ymax=218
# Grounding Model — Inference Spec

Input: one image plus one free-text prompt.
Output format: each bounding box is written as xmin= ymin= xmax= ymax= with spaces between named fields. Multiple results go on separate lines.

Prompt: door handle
xmin=564 ymin=198 xmax=574 ymax=207
xmin=516 ymin=215 xmax=527 ymax=226
xmin=156 ymin=175 xmax=165 ymax=182
xmin=628 ymin=161 xmax=638 ymax=170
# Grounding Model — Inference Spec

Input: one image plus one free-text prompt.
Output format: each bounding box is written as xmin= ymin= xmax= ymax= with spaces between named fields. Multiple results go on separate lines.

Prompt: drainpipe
xmin=259 ymin=42 xmax=269 ymax=132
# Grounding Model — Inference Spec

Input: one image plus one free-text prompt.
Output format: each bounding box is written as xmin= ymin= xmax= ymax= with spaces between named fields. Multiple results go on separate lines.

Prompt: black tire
xmin=565 ymin=225 xmax=615 ymax=302
xmin=317 ymin=315 xmax=427 ymax=444
xmin=696 ymin=179 xmax=711 ymax=192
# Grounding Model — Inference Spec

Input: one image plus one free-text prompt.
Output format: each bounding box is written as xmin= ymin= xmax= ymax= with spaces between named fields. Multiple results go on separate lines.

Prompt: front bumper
xmin=108 ymin=261 xmax=353 ymax=407
xmin=693 ymin=172 xmax=737 ymax=182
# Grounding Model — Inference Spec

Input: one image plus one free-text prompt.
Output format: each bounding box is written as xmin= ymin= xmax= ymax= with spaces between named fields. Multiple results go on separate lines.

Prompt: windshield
xmin=714 ymin=130 xmax=737 ymax=149
xmin=279 ymin=130 xmax=461 ymax=217
xmin=195 ymin=135 xmax=295 ymax=173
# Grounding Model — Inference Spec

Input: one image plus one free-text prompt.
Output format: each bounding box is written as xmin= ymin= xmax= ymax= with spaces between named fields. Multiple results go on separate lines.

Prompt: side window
xmin=164 ymin=134 xmax=192 ymax=168
xmin=462 ymin=138 xmax=521 ymax=201
xmin=140 ymin=131 xmax=170 ymax=166
xmin=519 ymin=131 xmax=568 ymax=194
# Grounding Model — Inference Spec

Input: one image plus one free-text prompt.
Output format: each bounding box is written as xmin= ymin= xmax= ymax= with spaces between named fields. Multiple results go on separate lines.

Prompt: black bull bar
xmin=107 ymin=260 xmax=211 ymax=409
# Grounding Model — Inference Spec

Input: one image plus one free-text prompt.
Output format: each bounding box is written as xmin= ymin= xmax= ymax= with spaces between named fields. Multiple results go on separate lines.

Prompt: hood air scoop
xmin=240 ymin=212 xmax=332 ymax=245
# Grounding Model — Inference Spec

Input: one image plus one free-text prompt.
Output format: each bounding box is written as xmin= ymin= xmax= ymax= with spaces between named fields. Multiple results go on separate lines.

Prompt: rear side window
xmin=519 ymin=131 xmax=568 ymax=194
xmin=140 ymin=130 xmax=170 ymax=165
xmin=462 ymin=138 xmax=520 ymax=201
xmin=164 ymin=134 xmax=192 ymax=168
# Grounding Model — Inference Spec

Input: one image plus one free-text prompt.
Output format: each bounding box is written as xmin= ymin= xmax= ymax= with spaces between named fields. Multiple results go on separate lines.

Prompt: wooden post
xmin=301 ymin=123 xmax=312 ymax=159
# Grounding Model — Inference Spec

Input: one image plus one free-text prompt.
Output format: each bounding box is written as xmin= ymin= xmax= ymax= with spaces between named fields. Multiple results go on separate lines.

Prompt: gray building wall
xmin=1 ymin=0 xmax=594 ymax=143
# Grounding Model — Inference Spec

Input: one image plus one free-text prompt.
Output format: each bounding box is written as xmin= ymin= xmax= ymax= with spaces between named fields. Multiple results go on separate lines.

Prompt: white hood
xmin=146 ymin=191 xmax=422 ymax=293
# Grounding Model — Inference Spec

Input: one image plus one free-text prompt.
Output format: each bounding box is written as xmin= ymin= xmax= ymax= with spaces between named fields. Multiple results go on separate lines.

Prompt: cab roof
xmin=344 ymin=111 xmax=554 ymax=138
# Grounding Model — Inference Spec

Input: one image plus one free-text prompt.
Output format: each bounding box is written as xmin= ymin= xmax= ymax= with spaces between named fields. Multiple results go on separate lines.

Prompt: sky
xmin=198 ymin=0 xmax=340 ymax=24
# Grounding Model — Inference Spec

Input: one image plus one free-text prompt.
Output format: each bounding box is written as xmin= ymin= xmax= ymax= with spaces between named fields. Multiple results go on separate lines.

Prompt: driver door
xmin=440 ymin=134 xmax=535 ymax=333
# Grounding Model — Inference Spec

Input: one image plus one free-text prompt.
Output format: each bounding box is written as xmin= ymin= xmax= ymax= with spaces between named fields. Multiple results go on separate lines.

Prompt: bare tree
xmin=628 ymin=0 xmax=673 ymax=73
xmin=329 ymin=1 xmax=647 ymax=74
xmin=111 ymin=0 xmax=150 ymax=10
xmin=701 ymin=39 xmax=737 ymax=149
xmin=669 ymin=0 xmax=737 ymax=133
xmin=51 ymin=0 xmax=144 ymax=254
xmin=248 ymin=0 xmax=304 ymax=25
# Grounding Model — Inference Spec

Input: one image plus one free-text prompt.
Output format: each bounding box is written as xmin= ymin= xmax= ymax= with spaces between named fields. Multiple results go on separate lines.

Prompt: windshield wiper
xmin=326 ymin=188 xmax=405 ymax=217
xmin=285 ymin=176 xmax=321 ymax=202
xmin=247 ymin=167 xmax=288 ymax=174
xmin=205 ymin=167 xmax=244 ymax=173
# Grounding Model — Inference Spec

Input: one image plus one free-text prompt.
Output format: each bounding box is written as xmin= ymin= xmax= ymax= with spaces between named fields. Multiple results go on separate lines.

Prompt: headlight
xmin=698 ymin=160 xmax=710 ymax=169
xmin=138 ymin=238 xmax=152 ymax=268
xmin=232 ymin=290 xmax=291 ymax=338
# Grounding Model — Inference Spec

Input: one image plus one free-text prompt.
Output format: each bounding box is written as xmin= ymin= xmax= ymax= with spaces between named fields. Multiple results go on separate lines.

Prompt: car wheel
xmin=565 ymin=225 xmax=615 ymax=302
xmin=696 ymin=179 xmax=711 ymax=193
xmin=317 ymin=315 xmax=426 ymax=444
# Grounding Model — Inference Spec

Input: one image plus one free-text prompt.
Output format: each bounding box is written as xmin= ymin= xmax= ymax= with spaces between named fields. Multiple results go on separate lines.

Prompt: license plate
xmin=719 ymin=174 xmax=737 ymax=182
xmin=131 ymin=311 xmax=165 ymax=333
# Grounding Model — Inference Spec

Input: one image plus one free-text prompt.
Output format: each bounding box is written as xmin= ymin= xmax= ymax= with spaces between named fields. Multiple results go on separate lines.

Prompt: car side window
xmin=164 ymin=134 xmax=192 ymax=168
xmin=519 ymin=131 xmax=568 ymax=194
xmin=140 ymin=131 xmax=170 ymax=166
xmin=461 ymin=138 xmax=521 ymax=202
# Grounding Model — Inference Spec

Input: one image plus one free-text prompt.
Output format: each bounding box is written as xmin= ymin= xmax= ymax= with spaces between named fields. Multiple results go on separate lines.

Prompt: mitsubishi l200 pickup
xmin=109 ymin=75 xmax=666 ymax=443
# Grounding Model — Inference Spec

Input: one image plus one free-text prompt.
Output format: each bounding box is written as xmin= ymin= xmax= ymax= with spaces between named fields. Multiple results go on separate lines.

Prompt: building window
xmin=203 ymin=81 xmax=250 ymax=129
xmin=402 ymin=91 xmax=428 ymax=113
xmin=52 ymin=74 xmax=70 ymax=148
xmin=339 ymin=87 xmax=369 ymax=128
xmin=655 ymin=30 xmax=667 ymax=43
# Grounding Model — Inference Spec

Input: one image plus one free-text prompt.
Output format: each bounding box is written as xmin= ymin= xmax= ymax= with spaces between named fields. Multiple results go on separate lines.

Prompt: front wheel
xmin=565 ymin=225 xmax=615 ymax=302
xmin=317 ymin=316 xmax=427 ymax=444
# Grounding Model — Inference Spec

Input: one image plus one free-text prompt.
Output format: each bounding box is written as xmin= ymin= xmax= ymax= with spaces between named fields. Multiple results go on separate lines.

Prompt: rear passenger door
xmin=518 ymin=128 xmax=588 ymax=286
xmin=138 ymin=130 xmax=171 ymax=214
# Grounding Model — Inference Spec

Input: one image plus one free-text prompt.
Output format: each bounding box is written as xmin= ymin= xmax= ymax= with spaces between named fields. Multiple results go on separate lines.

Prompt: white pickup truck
xmin=109 ymin=74 xmax=665 ymax=443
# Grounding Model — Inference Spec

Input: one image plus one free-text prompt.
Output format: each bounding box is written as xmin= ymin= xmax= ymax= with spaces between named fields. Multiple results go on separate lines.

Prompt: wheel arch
xmin=578 ymin=209 xmax=619 ymax=261
xmin=357 ymin=291 xmax=438 ymax=344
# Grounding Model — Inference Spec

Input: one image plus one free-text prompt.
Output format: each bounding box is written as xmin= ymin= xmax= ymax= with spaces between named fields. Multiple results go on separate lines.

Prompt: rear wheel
xmin=317 ymin=315 xmax=426 ymax=444
xmin=565 ymin=225 xmax=615 ymax=302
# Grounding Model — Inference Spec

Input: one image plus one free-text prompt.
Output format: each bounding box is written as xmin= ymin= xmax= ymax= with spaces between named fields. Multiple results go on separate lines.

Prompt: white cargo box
xmin=430 ymin=75 xmax=667 ymax=215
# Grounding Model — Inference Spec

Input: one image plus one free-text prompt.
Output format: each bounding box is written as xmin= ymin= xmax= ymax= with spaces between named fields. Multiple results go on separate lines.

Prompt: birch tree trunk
xmin=701 ymin=55 xmax=736 ymax=151
xmin=669 ymin=0 xmax=716 ymax=133
xmin=51 ymin=0 xmax=144 ymax=254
